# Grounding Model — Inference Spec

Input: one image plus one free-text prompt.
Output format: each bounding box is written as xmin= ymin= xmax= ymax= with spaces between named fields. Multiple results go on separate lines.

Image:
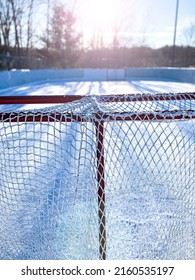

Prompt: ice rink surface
xmin=0 ymin=78 xmax=195 ymax=110
xmin=0 ymin=78 xmax=195 ymax=260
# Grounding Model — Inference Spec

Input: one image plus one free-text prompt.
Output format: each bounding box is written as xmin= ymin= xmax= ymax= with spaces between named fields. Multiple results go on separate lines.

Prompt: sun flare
xmin=83 ymin=0 xmax=118 ymax=29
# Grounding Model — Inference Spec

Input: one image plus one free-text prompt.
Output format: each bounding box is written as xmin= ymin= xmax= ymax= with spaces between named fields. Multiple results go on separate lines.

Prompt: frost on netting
xmin=0 ymin=93 xmax=194 ymax=260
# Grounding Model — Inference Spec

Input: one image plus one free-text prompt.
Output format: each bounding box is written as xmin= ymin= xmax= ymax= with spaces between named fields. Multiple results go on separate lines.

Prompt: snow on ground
xmin=0 ymin=78 xmax=195 ymax=259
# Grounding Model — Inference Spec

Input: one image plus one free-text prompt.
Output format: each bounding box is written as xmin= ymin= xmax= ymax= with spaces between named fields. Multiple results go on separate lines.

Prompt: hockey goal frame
xmin=0 ymin=92 xmax=195 ymax=260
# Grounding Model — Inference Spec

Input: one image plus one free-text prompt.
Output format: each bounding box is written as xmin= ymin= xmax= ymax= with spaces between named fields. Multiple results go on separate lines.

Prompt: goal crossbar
xmin=0 ymin=93 xmax=195 ymax=123
xmin=0 ymin=92 xmax=194 ymax=104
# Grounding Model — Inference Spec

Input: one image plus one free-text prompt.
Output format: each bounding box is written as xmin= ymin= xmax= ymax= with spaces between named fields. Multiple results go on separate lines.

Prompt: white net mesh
xmin=0 ymin=93 xmax=195 ymax=260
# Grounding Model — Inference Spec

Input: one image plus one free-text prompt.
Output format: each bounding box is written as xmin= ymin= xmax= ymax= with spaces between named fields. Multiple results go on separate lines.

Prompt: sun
xmin=81 ymin=0 xmax=118 ymax=29
xmin=78 ymin=0 xmax=120 ymax=46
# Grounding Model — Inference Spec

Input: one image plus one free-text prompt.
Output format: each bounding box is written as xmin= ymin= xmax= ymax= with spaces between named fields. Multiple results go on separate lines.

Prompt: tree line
xmin=0 ymin=0 xmax=195 ymax=70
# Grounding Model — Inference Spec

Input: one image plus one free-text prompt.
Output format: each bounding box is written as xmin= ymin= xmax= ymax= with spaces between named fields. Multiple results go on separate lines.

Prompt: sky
xmin=68 ymin=0 xmax=195 ymax=48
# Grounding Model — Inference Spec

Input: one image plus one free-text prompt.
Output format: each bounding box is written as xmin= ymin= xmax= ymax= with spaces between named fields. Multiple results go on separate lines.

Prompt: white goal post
xmin=0 ymin=93 xmax=195 ymax=260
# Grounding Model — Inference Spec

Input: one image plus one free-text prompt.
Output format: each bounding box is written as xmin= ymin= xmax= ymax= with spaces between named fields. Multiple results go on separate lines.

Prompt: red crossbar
xmin=0 ymin=95 xmax=83 ymax=104
xmin=0 ymin=93 xmax=194 ymax=104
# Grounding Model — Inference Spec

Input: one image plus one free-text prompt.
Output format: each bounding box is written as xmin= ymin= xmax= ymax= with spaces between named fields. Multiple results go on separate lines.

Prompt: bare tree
xmin=182 ymin=22 xmax=195 ymax=66
xmin=26 ymin=0 xmax=35 ymax=56
xmin=111 ymin=0 xmax=138 ymax=49
xmin=0 ymin=0 xmax=13 ymax=52
xmin=183 ymin=22 xmax=195 ymax=46
xmin=8 ymin=0 xmax=25 ymax=57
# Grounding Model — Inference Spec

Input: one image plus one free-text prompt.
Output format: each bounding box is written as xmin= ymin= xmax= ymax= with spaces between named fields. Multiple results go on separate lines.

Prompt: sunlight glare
xmin=83 ymin=0 xmax=118 ymax=28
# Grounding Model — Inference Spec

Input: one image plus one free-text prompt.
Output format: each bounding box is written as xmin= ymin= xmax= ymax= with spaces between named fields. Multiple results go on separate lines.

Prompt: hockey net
xmin=0 ymin=93 xmax=195 ymax=260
